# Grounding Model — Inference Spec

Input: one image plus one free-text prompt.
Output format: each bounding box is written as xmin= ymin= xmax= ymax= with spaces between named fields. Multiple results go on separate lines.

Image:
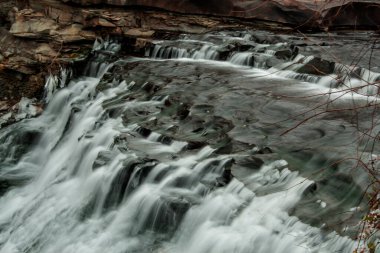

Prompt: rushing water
xmin=0 ymin=31 xmax=379 ymax=253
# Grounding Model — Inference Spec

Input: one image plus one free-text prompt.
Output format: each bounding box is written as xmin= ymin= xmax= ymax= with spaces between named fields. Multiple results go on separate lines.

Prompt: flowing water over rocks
xmin=0 ymin=31 xmax=379 ymax=253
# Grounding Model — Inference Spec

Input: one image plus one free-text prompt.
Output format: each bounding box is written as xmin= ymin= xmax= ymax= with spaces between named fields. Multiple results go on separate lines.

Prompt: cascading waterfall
xmin=44 ymin=68 xmax=73 ymax=103
xmin=0 ymin=34 xmax=373 ymax=253
xmin=148 ymin=33 xmax=380 ymax=97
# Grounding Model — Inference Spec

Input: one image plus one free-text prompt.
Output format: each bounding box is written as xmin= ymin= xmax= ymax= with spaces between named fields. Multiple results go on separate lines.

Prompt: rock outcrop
xmin=320 ymin=1 xmax=380 ymax=29
xmin=59 ymin=0 xmax=380 ymax=29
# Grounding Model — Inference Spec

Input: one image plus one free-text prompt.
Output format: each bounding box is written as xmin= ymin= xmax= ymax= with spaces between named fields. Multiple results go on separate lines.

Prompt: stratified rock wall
xmin=59 ymin=0 xmax=380 ymax=28
xmin=60 ymin=0 xmax=315 ymax=25
xmin=321 ymin=1 xmax=380 ymax=28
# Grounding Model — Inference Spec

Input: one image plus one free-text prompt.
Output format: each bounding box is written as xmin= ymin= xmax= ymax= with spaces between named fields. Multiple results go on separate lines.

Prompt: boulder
xmin=297 ymin=57 xmax=335 ymax=76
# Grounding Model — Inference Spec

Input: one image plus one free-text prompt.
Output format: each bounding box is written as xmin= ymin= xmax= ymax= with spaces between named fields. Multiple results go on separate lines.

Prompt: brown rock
xmin=0 ymin=101 xmax=10 ymax=112
xmin=86 ymin=17 xmax=116 ymax=27
xmin=135 ymin=38 xmax=152 ymax=50
xmin=52 ymin=23 xmax=96 ymax=42
xmin=7 ymin=56 xmax=37 ymax=75
xmin=10 ymin=9 xmax=59 ymax=39
xmin=124 ymin=28 xmax=155 ymax=38
xmin=34 ymin=44 xmax=59 ymax=63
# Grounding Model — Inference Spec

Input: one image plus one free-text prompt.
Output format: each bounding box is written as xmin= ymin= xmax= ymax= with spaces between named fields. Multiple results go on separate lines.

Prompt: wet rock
xmin=274 ymin=49 xmax=292 ymax=60
xmin=235 ymin=156 xmax=264 ymax=170
xmin=177 ymin=106 xmax=190 ymax=120
xmin=139 ymin=193 xmax=195 ymax=234
xmin=215 ymin=158 xmax=235 ymax=186
xmin=303 ymin=182 xmax=318 ymax=195
xmin=141 ymin=82 xmax=160 ymax=93
xmin=256 ymin=147 xmax=273 ymax=154
xmin=297 ymin=57 xmax=335 ymax=76
xmin=136 ymin=126 xmax=152 ymax=137
xmin=157 ymin=135 xmax=172 ymax=145
xmin=103 ymin=158 xmax=159 ymax=209
xmin=187 ymin=141 xmax=207 ymax=150
xmin=214 ymin=137 xmax=233 ymax=154
xmin=274 ymin=46 xmax=299 ymax=61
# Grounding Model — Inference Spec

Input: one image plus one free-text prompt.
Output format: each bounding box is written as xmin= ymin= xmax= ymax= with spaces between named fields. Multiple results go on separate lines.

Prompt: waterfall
xmin=147 ymin=35 xmax=380 ymax=98
xmin=0 ymin=33 xmax=372 ymax=253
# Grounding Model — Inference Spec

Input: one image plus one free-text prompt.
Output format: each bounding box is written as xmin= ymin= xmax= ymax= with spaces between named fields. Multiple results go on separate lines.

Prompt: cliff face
xmin=0 ymin=0 xmax=379 ymax=120
xmin=60 ymin=0 xmax=380 ymax=28
xmin=59 ymin=0 xmax=313 ymax=25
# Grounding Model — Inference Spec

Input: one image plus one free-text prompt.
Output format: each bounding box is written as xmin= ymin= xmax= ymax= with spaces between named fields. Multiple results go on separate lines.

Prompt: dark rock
xmin=177 ymin=106 xmax=190 ymax=120
xmin=257 ymin=147 xmax=273 ymax=154
xmin=103 ymin=158 xmax=158 ymax=209
xmin=236 ymin=156 xmax=264 ymax=169
xmin=297 ymin=58 xmax=335 ymax=76
xmin=216 ymin=158 xmax=235 ymax=186
xmin=142 ymin=82 xmax=160 ymax=93
xmin=158 ymin=135 xmax=172 ymax=145
xmin=214 ymin=138 xmax=233 ymax=154
xmin=303 ymin=182 xmax=318 ymax=196
xmin=275 ymin=49 xmax=292 ymax=60
xmin=136 ymin=126 xmax=152 ymax=137
xmin=186 ymin=141 xmax=206 ymax=150
xmin=321 ymin=1 xmax=380 ymax=29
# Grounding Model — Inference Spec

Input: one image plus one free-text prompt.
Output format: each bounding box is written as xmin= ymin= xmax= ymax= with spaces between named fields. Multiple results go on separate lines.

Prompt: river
xmin=0 ymin=30 xmax=379 ymax=253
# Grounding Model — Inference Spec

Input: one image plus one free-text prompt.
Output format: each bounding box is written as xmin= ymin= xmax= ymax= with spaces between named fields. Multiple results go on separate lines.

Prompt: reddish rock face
xmin=60 ymin=0 xmax=314 ymax=24
xmin=60 ymin=0 xmax=380 ymax=29
xmin=321 ymin=1 xmax=380 ymax=29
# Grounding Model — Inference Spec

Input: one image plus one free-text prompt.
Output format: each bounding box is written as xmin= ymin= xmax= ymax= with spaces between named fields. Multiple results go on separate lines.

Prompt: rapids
xmin=0 ymin=31 xmax=379 ymax=253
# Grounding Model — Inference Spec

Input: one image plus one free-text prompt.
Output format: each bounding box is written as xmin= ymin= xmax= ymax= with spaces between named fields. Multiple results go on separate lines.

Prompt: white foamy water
xmin=148 ymin=34 xmax=380 ymax=100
